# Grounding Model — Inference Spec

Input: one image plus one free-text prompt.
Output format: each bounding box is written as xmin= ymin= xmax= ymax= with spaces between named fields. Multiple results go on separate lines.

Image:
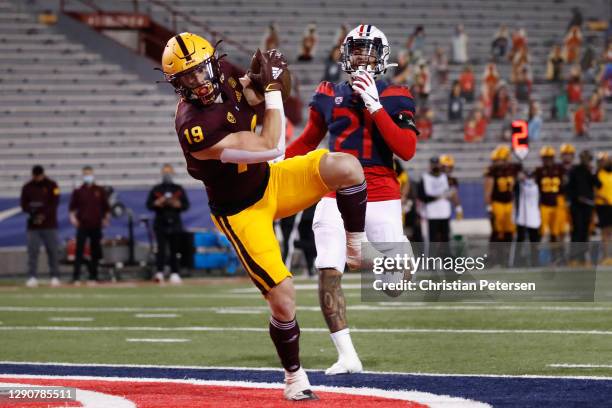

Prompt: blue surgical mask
xmin=83 ymin=175 xmax=94 ymax=185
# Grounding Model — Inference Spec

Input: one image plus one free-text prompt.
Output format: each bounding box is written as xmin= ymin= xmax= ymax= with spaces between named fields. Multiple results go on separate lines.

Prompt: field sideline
xmin=1 ymin=275 xmax=611 ymax=381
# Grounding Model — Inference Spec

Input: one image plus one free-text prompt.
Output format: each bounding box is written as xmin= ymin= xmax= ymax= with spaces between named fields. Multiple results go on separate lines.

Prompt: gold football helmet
xmin=162 ymin=32 xmax=221 ymax=105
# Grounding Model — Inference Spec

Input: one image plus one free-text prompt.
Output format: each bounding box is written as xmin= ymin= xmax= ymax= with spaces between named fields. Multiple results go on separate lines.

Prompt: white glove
xmin=351 ymin=70 xmax=383 ymax=114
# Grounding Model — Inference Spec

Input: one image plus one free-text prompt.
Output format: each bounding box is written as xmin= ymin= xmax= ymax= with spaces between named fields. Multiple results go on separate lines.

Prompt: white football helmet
xmin=340 ymin=24 xmax=391 ymax=77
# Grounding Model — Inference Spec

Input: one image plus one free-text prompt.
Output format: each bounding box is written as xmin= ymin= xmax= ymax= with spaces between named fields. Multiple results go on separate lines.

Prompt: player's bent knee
xmin=320 ymin=152 xmax=364 ymax=190
xmin=266 ymin=279 xmax=296 ymax=321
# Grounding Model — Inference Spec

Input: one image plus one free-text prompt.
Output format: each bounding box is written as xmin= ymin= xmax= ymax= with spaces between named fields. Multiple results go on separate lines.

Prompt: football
xmin=248 ymin=49 xmax=292 ymax=102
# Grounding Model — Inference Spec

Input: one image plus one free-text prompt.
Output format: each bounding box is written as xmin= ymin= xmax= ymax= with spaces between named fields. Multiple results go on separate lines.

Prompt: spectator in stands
xmin=573 ymin=102 xmax=589 ymax=137
xmin=418 ymin=157 xmax=452 ymax=242
xmin=464 ymin=109 xmax=487 ymax=143
xmin=448 ymin=80 xmax=464 ymax=121
xmin=509 ymin=28 xmax=528 ymax=63
xmin=491 ymin=25 xmax=509 ymax=61
xmin=511 ymin=46 xmax=530 ymax=84
xmin=406 ymin=26 xmax=426 ymax=60
xmin=262 ymin=23 xmax=279 ymax=52
xmin=322 ymin=47 xmax=342 ymax=82
xmin=146 ymin=164 xmax=190 ymax=284
xmin=581 ymin=38 xmax=598 ymax=83
xmin=483 ymin=63 xmax=500 ymax=96
xmin=459 ymin=65 xmax=475 ymax=101
xmin=589 ymin=92 xmax=604 ymax=122
xmin=334 ymin=23 xmax=349 ymax=48
xmin=492 ymin=82 xmax=512 ymax=120
xmin=546 ymin=45 xmax=565 ymax=82
xmin=515 ymin=66 xmax=532 ymax=102
xmin=551 ymin=84 xmax=569 ymax=120
xmin=528 ymin=100 xmax=543 ymax=141
xmin=604 ymin=42 xmax=612 ymax=63
xmin=567 ymin=150 xmax=600 ymax=264
xmin=298 ymin=24 xmax=318 ymax=61
xmin=413 ymin=59 xmax=431 ymax=106
xmin=451 ymin=24 xmax=469 ymax=64
xmin=69 ymin=166 xmax=110 ymax=284
xmin=415 ymin=105 xmax=434 ymax=141
xmin=599 ymin=61 xmax=612 ymax=101
xmin=479 ymin=85 xmax=493 ymax=120
xmin=566 ymin=66 xmax=583 ymax=103
xmin=391 ymin=50 xmax=411 ymax=85
xmin=432 ymin=45 xmax=449 ymax=84
xmin=567 ymin=7 xmax=583 ymax=32
xmin=21 ymin=165 xmax=60 ymax=288
xmin=595 ymin=153 xmax=612 ymax=265
xmin=564 ymin=26 xmax=583 ymax=64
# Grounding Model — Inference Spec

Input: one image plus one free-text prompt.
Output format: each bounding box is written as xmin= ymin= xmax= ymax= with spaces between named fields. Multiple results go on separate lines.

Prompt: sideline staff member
xmin=146 ymin=164 xmax=190 ymax=284
xmin=20 ymin=165 xmax=60 ymax=287
xmin=69 ymin=166 xmax=110 ymax=284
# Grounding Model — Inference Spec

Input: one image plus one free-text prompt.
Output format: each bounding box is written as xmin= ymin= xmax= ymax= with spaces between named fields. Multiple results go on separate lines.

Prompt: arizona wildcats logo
xmin=335 ymin=96 xmax=343 ymax=105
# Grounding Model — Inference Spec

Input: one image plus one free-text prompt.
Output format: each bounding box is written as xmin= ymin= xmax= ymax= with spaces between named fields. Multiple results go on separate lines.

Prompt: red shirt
xmin=567 ymin=82 xmax=582 ymax=103
xmin=459 ymin=72 xmax=474 ymax=93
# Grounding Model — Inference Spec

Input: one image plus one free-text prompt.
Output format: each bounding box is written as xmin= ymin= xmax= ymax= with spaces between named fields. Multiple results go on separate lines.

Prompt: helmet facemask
xmin=341 ymin=37 xmax=389 ymax=76
xmin=166 ymin=56 xmax=221 ymax=106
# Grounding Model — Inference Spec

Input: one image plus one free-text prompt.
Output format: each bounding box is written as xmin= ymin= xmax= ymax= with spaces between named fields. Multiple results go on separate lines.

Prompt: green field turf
xmin=1 ymin=275 xmax=611 ymax=378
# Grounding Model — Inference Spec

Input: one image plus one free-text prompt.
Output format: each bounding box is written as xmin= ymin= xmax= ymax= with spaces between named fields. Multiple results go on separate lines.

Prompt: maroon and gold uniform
xmin=175 ymin=61 xmax=330 ymax=293
xmin=485 ymin=162 xmax=522 ymax=236
xmin=535 ymin=163 xmax=565 ymax=237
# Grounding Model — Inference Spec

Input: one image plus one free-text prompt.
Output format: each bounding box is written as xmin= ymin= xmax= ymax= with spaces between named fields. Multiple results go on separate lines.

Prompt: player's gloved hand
xmin=248 ymin=49 xmax=287 ymax=93
xmin=351 ymin=69 xmax=383 ymax=114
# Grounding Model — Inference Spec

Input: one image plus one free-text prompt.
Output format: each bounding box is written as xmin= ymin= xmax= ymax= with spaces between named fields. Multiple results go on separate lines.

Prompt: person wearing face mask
xmin=146 ymin=164 xmax=190 ymax=284
xmin=20 ymin=165 xmax=61 ymax=287
xmin=418 ymin=156 xmax=452 ymax=243
xmin=69 ymin=166 xmax=110 ymax=284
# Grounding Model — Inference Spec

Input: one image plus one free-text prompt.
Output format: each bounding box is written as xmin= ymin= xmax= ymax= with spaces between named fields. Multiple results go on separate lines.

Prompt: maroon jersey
xmin=535 ymin=164 xmax=565 ymax=206
xmin=174 ymin=61 xmax=269 ymax=216
xmin=69 ymin=184 xmax=110 ymax=229
xmin=485 ymin=162 xmax=522 ymax=203
xmin=20 ymin=177 xmax=60 ymax=230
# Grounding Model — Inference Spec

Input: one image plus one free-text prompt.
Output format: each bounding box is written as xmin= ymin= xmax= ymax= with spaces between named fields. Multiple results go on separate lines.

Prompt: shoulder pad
xmin=381 ymin=85 xmax=413 ymax=98
xmin=315 ymin=81 xmax=335 ymax=97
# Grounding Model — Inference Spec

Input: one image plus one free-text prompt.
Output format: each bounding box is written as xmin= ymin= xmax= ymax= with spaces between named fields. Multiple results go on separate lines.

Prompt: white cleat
xmin=325 ymin=358 xmax=363 ymax=375
xmin=153 ymin=272 xmax=164 ymax=283
xmin=168 ymin=273 xmax=182 ymax=285
xmin=25 ymin=277 xmax=38 ymax=288
xmin=50 ymin=277 xmax=60 ymax=287
xmin=284 ymin=367 xmax=318 ymax=401
xmin=345 ymin=231 xmax=367 ymax=270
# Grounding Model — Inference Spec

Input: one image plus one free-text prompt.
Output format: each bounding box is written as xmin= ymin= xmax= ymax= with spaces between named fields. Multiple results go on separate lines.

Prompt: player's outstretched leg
xmin=319 ymin=267 xmax=363 ymax=375
xmin=319 ymin=152 xmax=367 ymax=269
xmin=266 ymin=278 xmax=318 ymax=401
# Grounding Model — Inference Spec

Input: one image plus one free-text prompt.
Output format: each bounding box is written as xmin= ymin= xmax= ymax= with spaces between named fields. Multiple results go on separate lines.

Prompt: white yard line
xmin=48 ymin=317 xmax=94 ymax=322
xmin=133 ymin=314 xmax=179 ymax=319
xmin=0 ymin=362 xmax=611 ymax=381
xmin=0 ymin=304 xmax=610 ymax=313
xmin=125 ymin=338 xmax=190 ymax=343
xmin=548 ymin=363 xmax=612 ymax=369
xmin=1 ymin=325 xmax=612 ymax=336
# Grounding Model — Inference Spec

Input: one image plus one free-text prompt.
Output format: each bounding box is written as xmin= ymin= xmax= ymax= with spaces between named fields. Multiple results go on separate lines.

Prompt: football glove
xmin=248 ymin=48 xmax=288 ymax=93
xmin=351 ymin=69 xmax=383 ymax=114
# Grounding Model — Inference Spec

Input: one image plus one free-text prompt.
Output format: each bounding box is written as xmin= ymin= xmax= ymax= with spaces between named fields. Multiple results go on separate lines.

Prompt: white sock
xmin=284 ymin=367 xmax=307 ymax=383
xmin=330 ymin=328 xmax=359 ymax=361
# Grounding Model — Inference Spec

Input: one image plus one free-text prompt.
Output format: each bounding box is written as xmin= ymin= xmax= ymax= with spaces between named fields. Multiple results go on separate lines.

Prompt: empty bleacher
xmin=0 ymin=0 xmax=610 ymax=198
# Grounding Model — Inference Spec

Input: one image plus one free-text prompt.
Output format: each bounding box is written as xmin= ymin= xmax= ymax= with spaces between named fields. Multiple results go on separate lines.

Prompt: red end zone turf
xmin=0 ymin=378 xmax=428 ymax=408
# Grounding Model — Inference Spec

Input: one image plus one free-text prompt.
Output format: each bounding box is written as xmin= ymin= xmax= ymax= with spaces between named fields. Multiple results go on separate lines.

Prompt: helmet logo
xmin=272 ymin=67 xmax=283 ymax=80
